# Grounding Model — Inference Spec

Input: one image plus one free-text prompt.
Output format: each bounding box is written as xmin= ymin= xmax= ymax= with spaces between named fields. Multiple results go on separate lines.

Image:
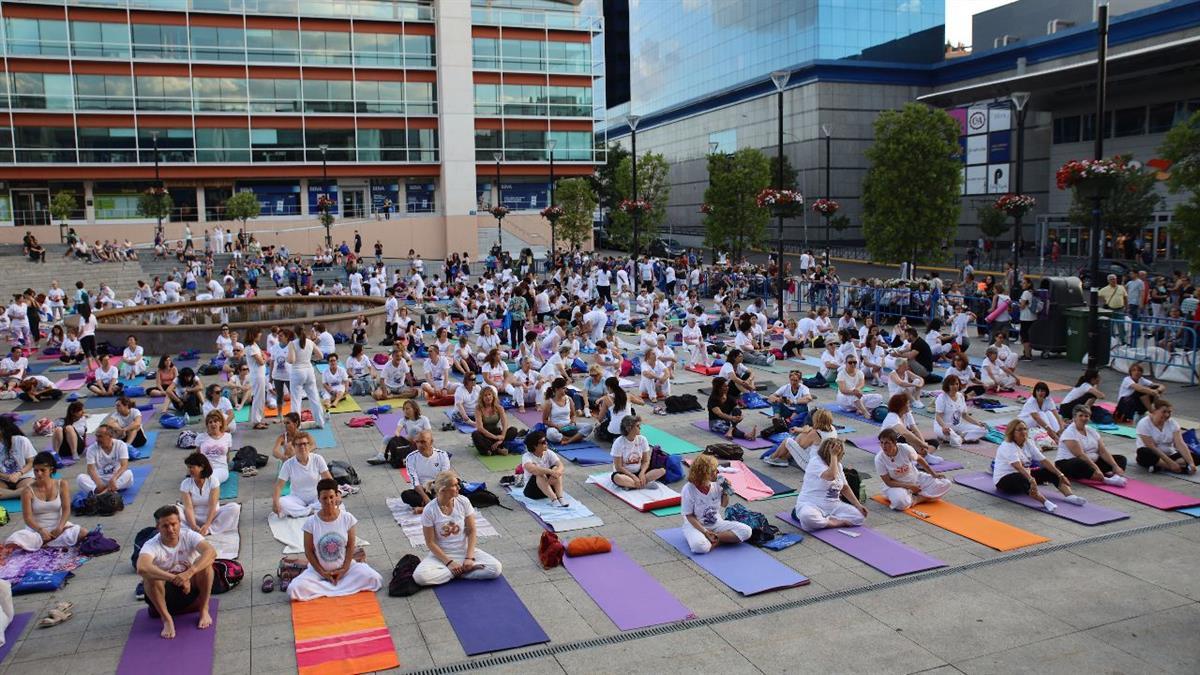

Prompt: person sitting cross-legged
xmin=287 ymin=478 xmax=382 ymax=600
xmin=136 ymin=505 xmax=215 ymax=639
xmin=4 ymin=452 xmax=84 ymax=551
xmin=874 ymin=429 xmax=951 ymax=511
xmin=413 ymin=470 xmax=503 ymax=586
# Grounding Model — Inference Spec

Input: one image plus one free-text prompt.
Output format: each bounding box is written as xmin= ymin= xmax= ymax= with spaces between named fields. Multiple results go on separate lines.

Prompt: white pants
xmin=639 ymin=377 xmax=670 ymax=400
xmin=837 ymin=392 xmax=882 ymax=411
xmin=547 ymin=422 xmax=594 ymax=444
xmin=794 ymin=501 xmax=865 ymax=532
xmin=4 ymin=523 xmax=82 ymax=551
xmin=278 ymin=494 xmax=319 ymax=518
xmin=289 ymin=368 xmax=325 ymax=428
xmin=287 ymin=561 xmax=382 ymax=601
xmin=179 ymin=502 xmax=241 ymax=536
xmin=413 ymin=548 xmax=503 ymax=586
xmin=250 ymin=374 xmax=267 ymax=425
xmin=782 ymin=437 xmax=815 ymax=466
xmin=882 ymin=474 xmax=952 ymax=510
xmin=682 ymin=519 xmax=751 ymax=554
xmin=934 ymin=420 xmax=987 ymax=443
xmin=122 ymin=360 xmax=146 ymax=378
xmin=982 ymin=369 xmax=1017 ymax=389
xmin=683 ymin=341 xmax=708 ymax=366
xmin=78 ymin=470 xmax=133 ymax=494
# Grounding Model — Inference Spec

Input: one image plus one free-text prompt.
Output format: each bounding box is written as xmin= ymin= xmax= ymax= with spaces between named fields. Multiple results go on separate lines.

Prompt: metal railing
xmin=1105 ymin=313 xmax=1198 ymax=385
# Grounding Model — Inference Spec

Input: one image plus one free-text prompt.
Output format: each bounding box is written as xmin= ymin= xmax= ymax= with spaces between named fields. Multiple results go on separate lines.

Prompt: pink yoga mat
xmin=992 ymin=389 xmax=1028 ymax=401
xmin=561 ymin=542 xmax=694 ymax=630
xmin=54 ymin=377 xmax=86 ymax=391
xmin=690 ymin=420 xmax=775 ymax=449
xmin=116 ymin=599 xmax=218 ymax=675
xmin=723 ymin=460 xmax=775 ymax=500
xmin=1079 ymin=476 xmax=1200 ymax=510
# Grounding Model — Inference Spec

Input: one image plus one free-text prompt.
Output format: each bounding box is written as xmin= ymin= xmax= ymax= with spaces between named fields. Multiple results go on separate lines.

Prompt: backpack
xmin=462 ymin=482 xmax=502 ymax=508
xmin=1030 ymin=293 xmax=1045 ymax=316
xmin=871 ymin=406 xmax=889 ymax=423
xmin=328 ymin=460 xmax=360 ymax=486
xmin=703 ymin=443 xmax=743 ymax=461
xmin=802 ymin=373 xmax=827 ymax=389
xmin=664 ymin=394 xmax=702 ymax=414
xmin=373 ymin=353 xmax=389 ymax=365
xmin=176 ymin=430 xmax=198 ymax=449
xmin=724 ymin=503 xmax=779 ymax=546
xmin=387 ymin=554 xmax=422 ymax=597
xmin=347 ymin=416 xmax=376 ymax=428
xmin=277 ymin=555 xmax=308 ymax=584
xmin=385 ymin=436 xmax=409 ymax=468
xmin=365 ymin=405 xmax=392 ymax=415
xmin=211 ymin=559 xmax=244 ymax=594
xmin=538 ymin=530 xmax=565 ymax=569
xmin=130 ymin=526 xmax=157 ymax=571
xmin=198 ymin=363 xmax=220 ymax=376
xmin=124 ymin=385 xmax=146 ymax=397
xmin=76 ymin=490 xmax=124 ymax=517
xmin=160 ymin=414 xmax=187 ymax=429
xmin=230 ymin=445 xmax=268 ymax=471
xmin=333 ymin=332 xmax=350 ymax=344
xmin=78 ymin=525 xmax=120 ymax=556
xmin=33 ymin=417 xmax=53 ymax=436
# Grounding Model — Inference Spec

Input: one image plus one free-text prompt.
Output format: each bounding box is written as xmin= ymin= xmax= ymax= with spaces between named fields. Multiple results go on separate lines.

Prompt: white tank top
xmin=290 ymin=339 xmax=316 ymax=371
xmin=607 ymin=401 xmax=632 ymax=435
xmin=30 ymin=487 xmax=62 ymax=530
xmin=549 ymin=397 xmax=572 ymax=427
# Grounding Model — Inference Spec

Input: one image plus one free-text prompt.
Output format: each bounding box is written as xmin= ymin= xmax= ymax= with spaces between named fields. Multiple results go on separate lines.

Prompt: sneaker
xmin=366 ymin=452 xmax=388 ymax=465
xmin=763 ymin=457 xmax=789 ymax=467
xmin=948 ymin=431 xmax=963 ymax=448
xmin=134 ymin=582 xmax=145 ymax=601
xmin=1102 ymin=475 xmax=1127 ymax=487
xmin=912 ymin=400 xmax=926 ymax=409
xmin=1063 ymin=494 xmax=1087 ymax=506
xmin=1042 ymin=499 xmax=1058 ymax=513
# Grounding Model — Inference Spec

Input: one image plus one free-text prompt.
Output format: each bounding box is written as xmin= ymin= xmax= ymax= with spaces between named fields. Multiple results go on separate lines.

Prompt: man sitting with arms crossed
xmin=136 ymin=504 xmax=215 ymax=639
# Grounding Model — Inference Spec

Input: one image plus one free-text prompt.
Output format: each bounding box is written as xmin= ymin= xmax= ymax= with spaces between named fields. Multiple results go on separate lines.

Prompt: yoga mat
xmin=698 ymin=381 xmax=773 ymax=395
xmin=1181 ymin=506 xmax=1200 ymax=517
xmin=690 ymin=420 xmax=774 ymax=449
xmin=47 ymin=365 xmax=81 ymax=372
xmin=433 ymin=577 xmax=549 ymax=656
xmin=83 ymin=395 xmax=120 ymax=410
xmin=443 ymin=411 xmax=475 ymax=433
xmin=308 ymin=426 xmax=336 ymax=449
xmin=1018 ymin=376 xmax=1070 ymax=391
xmin=510 ymin=408 xmax=543 ymax=427
xmin=651 ymin=505 xmax=682 ymax=517
xmin=0 ymin=612 xmax=32 ymax=664
xmin=120 ymin=465 xmax=154 ymax=505
xmin=1089 ymin=423 xmax=1139 ymax=439
xmin=953 ymin=472 xmax=1130 ymax=525
xmin=562 ymin=541 xmax=694 ymax=630
xmin=845 ymin=436 xmax=965 ymax=472
xmin=116 ymin=599 xmax=219 ymax=675
xmin=746 ymin=466 xmax=795 ymax=497
xmin=775 ymin=511 xmax=946 ymax=577
xmin=586 ymin=472 xmax=681 ymax=511
xmin=372 ymin=412 xmax=404 ymax=438
xmin=268 ymin=513 xmax=306 ymax=554
xmin=655 ymin=527 xmax=809 ymax=595
xmin=219 ymin=472 xmax=239 ymax=499
xmin=385 ymin=498 xmax=499 ymax=548
xmin=869 ymin=495 xmax=1048 ymax=551
xmin=85 ymin=413 xmax=110 ymax=434
xmin=505 ymin=487 xmax=603 ymax=531
xmin=1078 ymin=476 xmax=1200 ymax=510
xmin=817 ymin=403 xmax=880 ymax=428
xmin=325 ymin=396 xmax=362 ymax=414
xmin=559 ymin=445 xmax=614 ymax=466
xmin=477 ymin=453 xmax=521 ymax=472
xmin=292 ymin=592 xmax=399 ymax=675
xmin=641 ymin=423 xmax=702 ymax=456
xmin=54 ymin=377 xmax=86 ymax=391
xmin=723 ymin=460 xmax=775 ymax=500
xmin=235 ymin=402 xmax=292 ymax=423
xmin=13 ymin=397 xmax=57 ymax=412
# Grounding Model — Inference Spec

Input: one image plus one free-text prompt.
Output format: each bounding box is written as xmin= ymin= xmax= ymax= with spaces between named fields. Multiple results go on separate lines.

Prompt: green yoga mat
xmin=640 ymin=423 xmax=702 ymax=456
xmin=651 ymin=505 xmax=681 ymax=517
xmin=220 ymin=473 xmax=238 ymax=499
xmin=1090 ymin=423 xmax=1139 ymax=439
xmin=477 ymin=454 xmax=522 ymax=472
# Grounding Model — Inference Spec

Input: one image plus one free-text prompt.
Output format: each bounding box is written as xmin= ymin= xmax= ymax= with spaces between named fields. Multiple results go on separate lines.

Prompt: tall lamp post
xmin=771 ymin=70 xmax=790 ymax=324
xmin=821 ymin=124 xmax=832 ymax=268
xmin=627 ymin=113 xmax=641 ymax=270
xmin=1009 ymin=92 xmax=1030 ymax=299
xmin=1087 ymin=5 xmax=1109 ymax=367
xmin=319 ymin=144 xmax=331 ymax=249
xmin=548 ymin=137 xmax=557 ymax=270
xmin=150 ymin=130 xmax=163 ymax=243
xmin=494 ymin=152 xmax=504 ymax=252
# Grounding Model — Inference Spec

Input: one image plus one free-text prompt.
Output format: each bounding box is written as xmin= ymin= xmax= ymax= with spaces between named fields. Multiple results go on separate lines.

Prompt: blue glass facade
xmin=627 ymin=0 xmax=943 ymax=115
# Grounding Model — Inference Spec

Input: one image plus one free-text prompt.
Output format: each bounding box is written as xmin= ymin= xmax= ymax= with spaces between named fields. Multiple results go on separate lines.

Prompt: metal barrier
xmin=1105 ymin=312 xmax=1198 ymax=386
xmin=786 ymin=280 xmax=988 ymax=327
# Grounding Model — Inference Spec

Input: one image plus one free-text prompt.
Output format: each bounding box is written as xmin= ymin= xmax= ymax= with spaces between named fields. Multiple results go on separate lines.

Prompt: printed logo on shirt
xmin=439 ymin=521 xmax=461 ymax=538
xmin=316 ymin=531 xmax=346 ymax=563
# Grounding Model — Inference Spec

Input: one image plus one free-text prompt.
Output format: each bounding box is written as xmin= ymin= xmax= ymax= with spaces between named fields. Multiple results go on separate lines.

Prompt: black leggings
xmin=1135 ymin=447 xmax=1195 ymax=471
xmin=273 ymin=379 xmax=289 ymax=413
xmin=508 ymin=320 xmax=525 ymax=348
xmin=782 ymin=340 xmax=804 ymax=356
xmin=81 ymin=335 xmax=97 ymax=359
xmin=1055 ymin=454 xmax=1127 ymax=479
xmin=173 ymin=392 xmax=203 ymax=417
xmin=996 ymin=468 xmax=1062 ymax=495
xmin=400 ymin=485 xmax=431 ymax=509
xmin=472 ymin=427 xmax=517 ymax=454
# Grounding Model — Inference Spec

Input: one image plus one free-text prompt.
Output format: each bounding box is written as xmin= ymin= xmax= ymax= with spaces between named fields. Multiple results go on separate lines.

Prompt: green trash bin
xmin=1064 ymin=306 xmax=1114 ymax=364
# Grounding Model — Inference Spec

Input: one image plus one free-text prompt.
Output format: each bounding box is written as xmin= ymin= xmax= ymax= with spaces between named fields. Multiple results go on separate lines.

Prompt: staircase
xmin=0 ymin=244 xmax=145 ymax=301
xmin=477 ymin=227 xmax=547 ymax=261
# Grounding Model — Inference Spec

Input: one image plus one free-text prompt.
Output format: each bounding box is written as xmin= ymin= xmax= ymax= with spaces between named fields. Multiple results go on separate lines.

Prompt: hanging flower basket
xmin=619 ymin=198 xmax=652 ymax=215
xmin=699 ymin=203 xmax=712 ymax=215
xmin=811 ymin=198 xmax=839 ymax=217
xmin=316 ymin=195 xmax=335 ymax=213
xmin=540 ymin=205 xmax=563 ymax=223
xmin=1056 ymin=158 xmax=1124 ymax=198
xmin=488 ymin=205 xmax=509 ymax=219
xmin=993 ymin=193 xmax=1036 ymax=218
xmin=755 ymin=188 xmax=803 ymax=209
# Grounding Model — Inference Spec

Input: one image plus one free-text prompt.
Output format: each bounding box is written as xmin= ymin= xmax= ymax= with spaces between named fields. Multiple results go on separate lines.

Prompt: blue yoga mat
xmin=84 ymin=396 xmax=120 ymax=410
xmin=129 ymin=431 xmax=160 ymax=460
xmin=558 ymin=445 xmax=612 ymax=466
xmin=433 ymin=577 xmax=549 ymax=656
xmin=120 ymin=465 xmax=154 ymax=505
xmin=308 ymin=426 xmax=336 ymax=449
xmin=220 ymin=472 xmax=238 ymax=499
xmin=1179 ymin=506 xmax=1200 ymax=518
xmin=655 ymin=527 xmax=809 ymax=595
xmin=444 ymin=411 xmax=475 ymax=434
xmin=27 ymin=361 xmax=54 ymax=375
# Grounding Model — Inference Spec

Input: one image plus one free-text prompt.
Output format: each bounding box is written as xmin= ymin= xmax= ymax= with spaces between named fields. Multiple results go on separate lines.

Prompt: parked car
xmin=1076 ymin=259 xmax=1149 ymax=285
xmin=649 ymin=237 xmax=685 ymax=258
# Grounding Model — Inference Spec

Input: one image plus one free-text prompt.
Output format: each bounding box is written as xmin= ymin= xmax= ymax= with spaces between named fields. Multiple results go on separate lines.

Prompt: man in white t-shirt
xmin=400 ymin=431 xmax=452 ymax=512
xmin=136 ymin=505 xmax=216 ymax=639
xmin=453 ymin=374 xmax=481 ymax=425
xmin=78 ymin=425 xmax=132 ymax=494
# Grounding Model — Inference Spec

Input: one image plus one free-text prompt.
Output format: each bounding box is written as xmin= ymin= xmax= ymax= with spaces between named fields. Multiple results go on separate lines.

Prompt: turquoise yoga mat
xmin=640 ymin=423 xmax=702 ymax=456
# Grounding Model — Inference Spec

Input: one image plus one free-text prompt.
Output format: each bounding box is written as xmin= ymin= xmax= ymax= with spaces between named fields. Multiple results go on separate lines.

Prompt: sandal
xmin=37 ymin=608 xmax=72 ymax=628
xmin=241 ymin=466 xmax=258 ymax=478
xmin=54 ymin=601 xmax=73 ymax=613
xmin=261 ymin=574 xmax=275 ymax=593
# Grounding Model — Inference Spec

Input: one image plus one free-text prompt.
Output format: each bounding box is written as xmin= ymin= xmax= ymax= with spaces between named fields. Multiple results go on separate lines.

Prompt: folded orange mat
xmin=292 ymin=592 xmax=398 ymax=675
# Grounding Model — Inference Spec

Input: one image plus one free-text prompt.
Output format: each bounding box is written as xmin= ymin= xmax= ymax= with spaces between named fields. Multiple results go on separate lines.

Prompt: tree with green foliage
xmin=136 ymin=187 xmax=173 ymax=221
xmin=830 ymin=214 xmax=851 ymax=232
xmin=1160 ymin=112 xmax=1200 ymax=271
xmin=553 ymin=178 xmax=597 ymax=250
xmin=977 ymin=201 xmax=1010 ymax=239
xmin=225 ymin=191 xmax=261 ymax=236
xmin=49 ymin=191 xmax=76 ymax=226
xmin=861 ymin=103 xmax=962 ymax=265
xmin=769 ymin=154 xmax=799 ymax=191
xmin=608 ymin=152 xmax=670 ymax=251
xmin=703 ymin=148 xmax=772 ymax=261
xmin=1067 ymin=154 xmax=1161 ymax=246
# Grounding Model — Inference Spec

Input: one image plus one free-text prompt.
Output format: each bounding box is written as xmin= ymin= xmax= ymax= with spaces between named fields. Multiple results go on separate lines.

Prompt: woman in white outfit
xmin=1019 ymin=382 xmax=1064 ymax=447
xmin=4 ymin=451 xmax=84 ymax=551
xmin=835 ymin=356 xmax=882 ymax=418
xmin=932 ymin=375 xmax=988 ymax=446
xmin=244 ymin=328 xmax=269 ymax=430
xmin=414 ymin=471 xmax=503 ymax=586
xmin=178 ymin=452 xmax=240 ymax=536
xmin=272 ymin=433 xmax=333 ymax=518
xmin=875 ymin=429 xmax=950 ymax=511
xmin=680 ymin=315 xmax=708 ymax=367
xmin=287 ymin=323 xmax=326 ymax=428
xmin=680 ymin=454 xmax=751 ymax=553
xmin=763 ymin=408 xmax=837 ymax=468
xmin=793 ymin=438 xmax=868 ymax=531
xmin=288 ymin=478 xmax=382 ymax=600
xmin=993 ymin=420 xmax=1087 ymax=513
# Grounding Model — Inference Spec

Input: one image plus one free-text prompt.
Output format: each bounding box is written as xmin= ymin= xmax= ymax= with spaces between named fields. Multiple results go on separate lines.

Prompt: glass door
xmin=12 ymin=189 xmax=50 ymax=226
xmin=341 ymin=188 xmax=367 ymax=219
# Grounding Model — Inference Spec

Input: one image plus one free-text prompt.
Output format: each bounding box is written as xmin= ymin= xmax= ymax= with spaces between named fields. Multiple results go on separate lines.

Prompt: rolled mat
xmin=845 ymin=436 xmax=965 ymax=472
xmin=1078 ymin=476 xmax=1200 ymax=510
xmin=292 ymin=592 xmax=399 ymax=674
xmin=953 ymin=472 xmax=1129 ymax=525
xmin=372 ymin=412 xmax=404 ymax=438
xmin=655 ymin=527 xmax=809 ymax=595
xmin=641 ymin=423 xmax=702 ymax=456
xmin=433 ymin=577 xmax=549 ymax=656
xmin=559 ymin=445 xmax=613 ymax=466
xmin=869 ymin=495 xmax=1049 ymax=551
xmin=689 ymin=420 xmax=775 ymax=450
xmin=116 ymin=599 xmax=218 ymax=675
xmin=586 ymin=472 xmax=681 ymax=511
xmin=0 ymin=612 xmax=32 ymax=664
xmin=561 ymin=541 xmax=694 ymax=631
xmin=775 ymin=511 xmax=946 ymax=577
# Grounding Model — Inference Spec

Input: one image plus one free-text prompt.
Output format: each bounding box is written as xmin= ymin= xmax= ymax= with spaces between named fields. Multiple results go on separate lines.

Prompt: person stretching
xmin=287 ymin=479 xmax=382 ymax=600
xmin=414 ymin=471 xmax=503 ymax=586
xmin=793 ymin=438 xmax=868 ymax=531
xmin=874 ymin=429 xmax=950 ymax=511
xmin=680 ymin=454 xmax=751 ymax=553
xmin=993 ymin=420 xmax=1087 ymax=513
xmin=136 ymin=505 xmax=215 ymax=639
xmin=1054 ymin=405 xmax=1127 ymax=484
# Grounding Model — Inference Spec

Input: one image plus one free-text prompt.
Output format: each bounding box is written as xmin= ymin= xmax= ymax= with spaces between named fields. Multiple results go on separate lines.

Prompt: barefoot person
xmin=78 ymin=424 xmax=132 ymax=495
xmin=136 ymin=505 xmax=215 ymax=639
xmin=178 ymin=453 xmax=241 ymax=536
xmin=610 ymin=415 xmax=666 ymax=489
xmin=272 ymin=433 xmax=333 ymax=518
xmin=0 ymin=418 xmax=36 ymax=500
xmin=875 ymin=429 xmax=950 ymax=511
xmin=414 ymin=470 xmax=503 ymax=586
xmin=793 ymin=438 xmax=868 ymax=531
xmin=4 ymin=452 xmax=84 ymax=551
xmin=287 ymin=479 xmax=382 ymax=600
xmin=520 ymin=430 xmax=570 ymax=507
xmin=680 ymin=454 xmax=751 ymax=553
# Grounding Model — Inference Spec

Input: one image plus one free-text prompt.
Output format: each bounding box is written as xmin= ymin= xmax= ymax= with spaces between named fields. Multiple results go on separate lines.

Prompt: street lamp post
xmin=1087 ymin=5 xmax=1110 ymax=367
xmin=1009 ymin=92 xmax=1031 ymax=299
xmin=494 ymin=152 xmax=504 ymax=253
xmin=627 ymin=114 xmax=641 ymax=271
xmin=821 ymin=124 xmax=832 ymax=268
xmin=151 ymin=130 xmax=163 ymax=243
xmin=319 ymin=144 xmax=330 ymax=249
xmin=771 ymin=70 xmax=790 ymax=324
xmin=548 ymin=138 xmax=557 ymax=271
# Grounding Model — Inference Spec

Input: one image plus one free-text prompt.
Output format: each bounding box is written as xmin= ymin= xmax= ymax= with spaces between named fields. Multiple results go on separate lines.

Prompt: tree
xmin=136 ymin=187 xmax=173 ymax=221
xmin=703 ymin=148 xmax=771 ymax=261
xmin=553 ymin=178 xmax=597 ymax=250
xmin=589 ymin=142 xmax=630 ymax=217
xmin=608 ymin=152 xmax=670 ymax=251
xmin=49 ymin=191 xmax=76 ymax=226
xmin=861 ymin=102 xmax=962 ymax=265
xmin=1067 ymin=154 xmax=1161 ymax=248
xmin=768 ymin=154 xmax=799 ymax=191
xmin=830 ymin=214 xmax=851 ymax=232
xmin=225 ymin=191 xmax=261 ymax=236
xmin=1161 ymin=110 xmax=1200 ymax=271
xmin=976 ymin=202 xmax=1010 ymax=239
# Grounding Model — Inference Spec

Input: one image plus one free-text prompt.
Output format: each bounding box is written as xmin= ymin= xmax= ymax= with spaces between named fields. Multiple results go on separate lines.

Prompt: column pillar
xmin=196 ymin=186 xmax=206 ymax=223
xmin=84 ymin=181 xmax=95 ymax=223
xmin=299 ymin=179 xmax=310 ymax=216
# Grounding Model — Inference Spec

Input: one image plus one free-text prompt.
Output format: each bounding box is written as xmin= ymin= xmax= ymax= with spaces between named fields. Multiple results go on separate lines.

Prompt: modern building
xmin=604 ymin=0 xmax=1200 ymax=264
xmin=0 ymin=0 xmax=605 ymax=258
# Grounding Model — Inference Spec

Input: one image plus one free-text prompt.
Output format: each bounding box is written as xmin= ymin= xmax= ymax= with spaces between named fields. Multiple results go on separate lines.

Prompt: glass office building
xmin=628 ymin=0 xmax=943 ymax=116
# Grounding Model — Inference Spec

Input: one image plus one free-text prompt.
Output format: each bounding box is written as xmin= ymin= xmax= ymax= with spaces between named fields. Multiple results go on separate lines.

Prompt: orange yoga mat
xmin=1017 ymin=376 xmax=1070 ymax=392
xmin=870 ymin=495 xmax=1049 ymax=551
xmin=292 ymin=592 xmax=399 ymax=675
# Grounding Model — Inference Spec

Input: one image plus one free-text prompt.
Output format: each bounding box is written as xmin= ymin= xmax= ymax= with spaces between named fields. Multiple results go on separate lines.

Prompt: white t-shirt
xmin=94 ymin=365 xmax=119 ymax=386
xmin=945 ymin=366 xmax=976 ymax=386
xmin=873 ymin=442 xmax=921 ymax=485
xmin=419 ymin=495 xmax=474 ymax=553
xmin=1055 ymin=423 xmax=1101 ymax=462
xmin=1136 ymin=416 xmax=1180 ymax=454
xmin=196 ymin=432 xmax=232 ymax=477
xmin=521 ymin=449 xmax=562 ymax=474
xmin=935 ymin=391 xmax=966 ymax=426
xmin=881 ymin=410 xmax=917 ymax=433
xmin=85 ymin=440 xmax=129 ymax=479
xmin=772 ymin=383 xmax=811 ymax=405
xmin=404 ymin=448 xmax=451 ymax=487
xmin=180 ymin=476 xmax=220 ymax=522
xmin=1061 ymin=383 xmax=1093 ymax=408
xmin=0 ymin=356 xmax=27 ymax=376
xmin=610 ymin=434 xmax=649 ymax=474
xmin=381 ymin=361 xmax=409 ymax=389
xmin=278 ymin=453 xmax=330 ymax=503
xmin=836 ymin=368 xmax=864 ymax=393
xmin=316 ymin=332 xmax=336 ymax=355
xmin=322 ymin=366 xmax=347 ymax=390
xmin=202 ymin=397 xmax=234 ymax=423
xmin=0 ymin=435 xmax=37 ymax=479
xmin=993 ymin=440 xmax=1046 ymax=483
xmin=424 ymin=356 xmax=451 ymax=385
xmin=454 ymin=385 xmax=480 ymax=417
xmin=140 ymin=529 xmax=204 ymax=574
xmin=680 ymin=481 xmax=723 ymax=527
xmin=1019 ymin=397 xmax=1058 ymax=430
xmin=303 ymin=509 xmax=358 ymax=571
xmin=1019 ymin=289 xmax=1036 ymax=321
xmin=345 ymin=355 xmax=374 ymax=379
xmin=396 ymin=415 xmax=432 ymax=440
xmin=1118 ymin=376 xmax=1154 ymax=401
xmin=797 ymin=455 xmax=846 ymax=511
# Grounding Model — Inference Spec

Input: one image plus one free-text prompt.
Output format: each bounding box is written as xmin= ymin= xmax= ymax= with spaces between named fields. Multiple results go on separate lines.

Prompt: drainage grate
xmin=404 ymin=517 xmax=1198 ymax=674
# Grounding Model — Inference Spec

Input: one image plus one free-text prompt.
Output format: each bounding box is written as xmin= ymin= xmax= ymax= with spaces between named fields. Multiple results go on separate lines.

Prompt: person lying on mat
xmin=541 ymin=378 xmax=594 ymax=445
xmin=105 ymin=396 xmax=147 ymax=448
xmin=401 ymin=431 xmax=452 ymax=513
xmin=880 ymin=394 xmax=943 ymax=465
xmin=18 ymin=375 xmax=61 ymax=403
xmin=1115 ymin=362 xmax=1165 ymax=424
xmin=137 ymin=504 xmax=215 ymax=639
xmin=288 ymin=479 xmax=382 ymax=600
xmin=707 ymin=376 xmax=758 ymax=441
xmin=1055 ymin=405 xmax=1127 ymax=484
xmin=414 ymin=470 xmax=503 ymax=586
xmin=680 ymin=454 xmax=751 ymax=553
xmin=763 ymin=408 xmax=839 ymax=469
xmin=717 ymin=350 xmax=756 ymax=394
xmin=993 ymin=420 xmax=1087 ymax=513
xmin=793 ymin=438 xmax=868 ymax=531
xmin=768 ymin=371 xmax=812 ymax=427
xmin=932 ymin=375 xmax=988 ymax=447
xmin=78 ymin=424 xmax=132 ymax=495
xmin=4 ymin=451 xmax=84 ymax=551
xmin=1019 ymin=382 xmax=1064 ymax=447
xmin=521 ymin=430 xmax=570 ymax=508
xmin=835 ymin=356 xmax=881 ymax=419
xmin=875 ymin=429 xmax=950 ymax=511
xmin=273 ymin=433 xmax=333 ymax=518
xmin=179 ymin=452 xmax=241 ymax=537
xmin=0 ymin=417 xmax=36 ymax=500
xmin=981 ymin=346 xmax=1018 ymax=393
xmin=473 ymin=385 xmax=518 ymax=456
xmin=611 ymin=416 xmax=666 ymax=489
xmin=1135 ymin=399 xmax=1197 ymax=475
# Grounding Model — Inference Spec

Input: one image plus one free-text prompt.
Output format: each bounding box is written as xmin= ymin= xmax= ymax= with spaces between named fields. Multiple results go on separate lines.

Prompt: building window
xmin=300 ymin=30 xmax=352 ymax=65
xmin=1147 ymin=103 xmax=1177 ymax=134
xmin=75 ymin=75 xmax=134 ymax=110
xmin=77 ymin=127 xmax=137 ymax=163
xmin=1052 ymin=116 xmax=1080 ymax=144
xmin=1114 ymin=107 xmax=1146 ymax=138
xmin=354 ymin=32 xmax=403 ymax=67
xmin=404 ymin=34 xmax=435 ymax=67
xmin=355 ymin=80 xmax=405 ymax=114
xmin=4 ymin=18 xmax=69 ymax=57
xmin=1080 ymin=111 xmax=1113 ymax=142
xmin=9 ymin=73 xmax=74 ymax=110
xmin=193 ymin=77 xmax=247 ymax=112
xmin=304 ymin=129 xmax=355 ymax=161
xmin=545 ymin=41 xmax=590 ymax=74
xmin=190 ymin=26 xmax=245 ymax=62
xmin=548 ymin=130 xmax=593 ymax=161
xmin=302 ymin=80 xmax=354 ymax=113
xmin=14 ymin=126 xmax=76 ymax=163
xmin=132 ymin=23 xmax=189 ymax=60
xmin=196 ymin=128 xmax=250 ymax=162
xmin=407 ymin=128 xmax=438 ymax=162
xmin=137 ymin=127 xmax=195 ymax=163
xmin=473 ymin=37 xmax=499 ymax=69
xmin=250 ymin=128 xmax=304 ymax=162
xmin=246 ymin=28 xmax=299 ymax=63
xmin=356 ymin=128 xmax=408 ymax=161
xmin=475 ymin=128 xmax=500 ymax=161
xmin=249 ymin=79 xmax=301 ymax=112
xmin=71 ymin=21 xmax=131 ymax=58
xmin=404 ymin=82 xmax=436 ymax=114
xmin=136 ymin=76 xmax=192 ymax=111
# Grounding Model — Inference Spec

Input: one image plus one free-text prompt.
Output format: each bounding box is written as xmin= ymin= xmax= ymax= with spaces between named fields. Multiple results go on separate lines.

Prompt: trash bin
xmin=1030 ymin=277 xmax=1085 ymax=358
xmin=1064 ymin=306 xmax=1114 ymax=364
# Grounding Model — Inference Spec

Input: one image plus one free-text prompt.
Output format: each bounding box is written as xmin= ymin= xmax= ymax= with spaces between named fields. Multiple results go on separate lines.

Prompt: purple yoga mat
xmin=116 ymin=599 xmax=218 ymax=675
xmin=847 ymin=436 xmax=965 ymax=472
xmin=655 ymin=527 xmax=809 ymax=595
xmin=0 ymin=613 xmax=32 ymax=665
xmin=690 ymin=420 xmax=775 ymax=449
xmin=373 ymin=412 xmax=404 ymax=438
xmin=510 ymin=408 xmax=543 ymax=427
xmin=1078 ymin=476 xmax=1200 ymax=511
xmin=55 ymin=377 xmax=86 ymax=391
xmin=954 ymin=472 xmax=1130 ymax=525
xmin=775 ymin=512 xmax=946 ymax=577
xmin=433 ymin=577 xmax=549 ymax=656
xmin=561 ymin=542 xmax=694 ymax=630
